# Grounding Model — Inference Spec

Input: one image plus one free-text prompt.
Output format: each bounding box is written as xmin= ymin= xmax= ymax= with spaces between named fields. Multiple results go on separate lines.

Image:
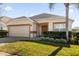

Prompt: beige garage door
xmin=9 ymin=25 xmax=30 ymax=37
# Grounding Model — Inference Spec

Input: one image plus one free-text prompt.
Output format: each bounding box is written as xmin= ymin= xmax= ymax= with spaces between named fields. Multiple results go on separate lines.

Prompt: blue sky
xmin=1 ymin=3 xmax=79 ymax=28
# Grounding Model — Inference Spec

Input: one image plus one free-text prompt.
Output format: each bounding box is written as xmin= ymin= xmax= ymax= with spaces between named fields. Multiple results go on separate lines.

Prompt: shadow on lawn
xmin=49 ymin=46 xmax=63 ymax=56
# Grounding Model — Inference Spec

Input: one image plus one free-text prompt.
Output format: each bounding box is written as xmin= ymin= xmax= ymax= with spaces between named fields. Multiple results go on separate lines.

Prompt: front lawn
xmin=0 ymin=41 xmax=58 ymax=56
xmin=56 ymin=45 xmax=79 ymax=56
xmin=0 ymin=40 xmax=79 ymax=56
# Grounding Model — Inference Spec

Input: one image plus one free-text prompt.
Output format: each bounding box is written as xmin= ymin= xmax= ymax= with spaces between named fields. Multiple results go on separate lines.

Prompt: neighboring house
xmin=7 ymin=13 xmax=74 ymax=37
xmin=0 ymin=16 xmax=11 ymax=30
xmin=72 ymin=27 xmax=79 ymax=32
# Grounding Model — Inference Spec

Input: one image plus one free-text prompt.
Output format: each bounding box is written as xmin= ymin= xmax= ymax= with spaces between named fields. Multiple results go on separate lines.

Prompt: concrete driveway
xmin=0 ymin=37 xmax=29 ymax=43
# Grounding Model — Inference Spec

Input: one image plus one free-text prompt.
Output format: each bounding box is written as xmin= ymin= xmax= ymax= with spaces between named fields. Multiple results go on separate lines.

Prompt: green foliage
xmin=0 ymin=41 xmax=57 ymax=56
xmin=0 ymin=41 xmax=79 ymax=56
xmin=0 ymin=30 xmax=8 ymax=37
xmin=43 ymin=31 xmax=79 ymax=45
xmin=43 ymin=31 xmax=72 ymax=39
xmin=40 ymin=37 xmax=67 ymax=44
xmin=56 ymin=45 xmax=79 ymax=56
xmin=71 ymin=32 xmax=79 ymax=44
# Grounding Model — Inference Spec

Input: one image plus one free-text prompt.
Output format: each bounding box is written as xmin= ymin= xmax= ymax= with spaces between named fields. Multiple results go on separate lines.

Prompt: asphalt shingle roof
xmin=0 ymin=13 xmax=74 ymax=26
xmin=30 ymin=13 xmax=74 ymax=22
xmin=7 ymin=16 xmax=33 ymax=25
xmin=30 ymin=13 xmax=64 ymax=19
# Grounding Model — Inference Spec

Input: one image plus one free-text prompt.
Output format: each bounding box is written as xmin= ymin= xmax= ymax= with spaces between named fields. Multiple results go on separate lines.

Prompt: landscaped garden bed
xmin=43 ymin=31 xmax=79 ymax=44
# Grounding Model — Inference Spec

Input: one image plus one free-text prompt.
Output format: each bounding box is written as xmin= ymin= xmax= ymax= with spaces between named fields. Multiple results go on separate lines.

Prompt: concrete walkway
xmin=0 ymin=52 xmax=11 ymax=56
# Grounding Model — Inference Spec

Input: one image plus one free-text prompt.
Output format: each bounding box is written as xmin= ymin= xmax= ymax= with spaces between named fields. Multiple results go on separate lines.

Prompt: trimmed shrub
xmin=0 ymin=30 xmax=8 ymax=37
xmin=42 ymin=31 xmax=79 ymax=44
xmin=71 ymin=32 xmax=79 ymax=44
xmin=39 ymin=37 xmax=67 ymax=44
xmin=43 ymin=31 xmax=72 ymax=39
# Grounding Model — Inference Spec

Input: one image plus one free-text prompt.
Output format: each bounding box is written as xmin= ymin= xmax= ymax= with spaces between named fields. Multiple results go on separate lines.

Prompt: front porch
xmin=31 ymin=22 xmax=66 ymax=37
xmin=36 ymin=22 xmax=53 ymax=36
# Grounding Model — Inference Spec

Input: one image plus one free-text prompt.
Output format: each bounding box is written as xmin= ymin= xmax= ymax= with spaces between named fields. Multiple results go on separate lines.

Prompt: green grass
xmin=0 ymin=41 xmax=57 ymax=56
xmin=0 ymin=40 xmax=79 ymax=56
xmin=56 ymin=45 xmax=79 ymax=56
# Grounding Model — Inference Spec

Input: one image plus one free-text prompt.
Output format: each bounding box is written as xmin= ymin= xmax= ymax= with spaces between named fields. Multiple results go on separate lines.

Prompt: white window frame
xmin=53 ymin=22 xmax=66 ymax=31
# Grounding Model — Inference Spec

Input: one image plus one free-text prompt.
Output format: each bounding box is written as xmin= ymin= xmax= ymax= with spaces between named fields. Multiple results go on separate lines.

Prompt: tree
xmin=0 ymin=3 xmax=3 ymax=37
xmin=48 ymin=3 xmax=79 ymax=47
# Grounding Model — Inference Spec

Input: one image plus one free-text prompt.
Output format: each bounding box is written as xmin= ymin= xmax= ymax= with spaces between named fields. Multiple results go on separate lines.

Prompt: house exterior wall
xmin=68 ymin=20 xmax=73 ymax=31
xmin=7 ymin=18 xmax=32 ymax=26
xmin=7 ymin=16 xmax=73 ymax=38
xmin=48 ymin=22 xmax=53 ymax=31
xmin=36 ymin=24 xmax=40 ymax=36
xmin=72 ymin=29 xmax=79 ymax=32
xmin=34 ymin=17 xmax=73 ymax=31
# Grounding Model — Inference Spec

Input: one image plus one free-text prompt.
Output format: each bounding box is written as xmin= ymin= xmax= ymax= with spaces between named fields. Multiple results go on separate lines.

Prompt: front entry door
xmin=41 ymin=25 xmax=48 ymax=34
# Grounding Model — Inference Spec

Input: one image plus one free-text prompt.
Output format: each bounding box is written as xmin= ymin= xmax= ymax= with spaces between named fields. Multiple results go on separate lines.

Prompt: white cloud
xmin=69 ymin=5 xmax=73 ymax=9
xmin=69 ymin=9 xmax=74 ymax=13
xmin=69 ymin=5 xmax=74 ymax=13
xmin=4 ymin=6 xmax=13 ymax=11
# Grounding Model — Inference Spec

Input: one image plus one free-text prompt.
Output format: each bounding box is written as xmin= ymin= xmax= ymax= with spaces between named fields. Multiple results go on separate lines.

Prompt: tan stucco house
xmin=72 ymin=27 xmax=79 ymax=32
xmin=0 ymin=16 xmax=11 ymax=30
xmin=6 ymin=13 xmax=74 ymax=37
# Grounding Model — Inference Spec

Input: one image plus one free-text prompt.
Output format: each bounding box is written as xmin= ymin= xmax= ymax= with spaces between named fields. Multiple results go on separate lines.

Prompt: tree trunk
xmin=65 ymin=3 xmax=70 ymax=47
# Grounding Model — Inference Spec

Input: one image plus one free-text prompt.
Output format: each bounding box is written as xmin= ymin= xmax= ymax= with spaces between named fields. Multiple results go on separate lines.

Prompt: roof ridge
xmin=29 ymin=13 xmax=65 ymax=19
xmin=30 ymin=13 xmax=63 ymax=17
xmin=14 ymin=16 xmax=27 ymax=19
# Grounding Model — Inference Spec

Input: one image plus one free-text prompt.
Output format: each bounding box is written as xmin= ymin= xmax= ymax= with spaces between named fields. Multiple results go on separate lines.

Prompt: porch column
xmin=32 ymin=23 xmax=36 ymax=31
xmin=30 ymin=23 xmax=37 ymax=37
xmin=48 ymin=22 xmax=53 ymax=31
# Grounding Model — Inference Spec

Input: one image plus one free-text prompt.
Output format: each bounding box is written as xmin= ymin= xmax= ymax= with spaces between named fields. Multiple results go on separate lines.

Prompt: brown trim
xmin=39 ymin=22 xmax=48 ymax=25
xmin=30 ymin=31 xmax=37 ymax=33
xmin=53 ymin=22 xmax=66 ymax=24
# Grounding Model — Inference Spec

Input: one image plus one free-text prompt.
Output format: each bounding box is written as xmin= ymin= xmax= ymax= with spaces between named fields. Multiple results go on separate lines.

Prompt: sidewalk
xmin=0 ymin=52 xmax=11 ymax=56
